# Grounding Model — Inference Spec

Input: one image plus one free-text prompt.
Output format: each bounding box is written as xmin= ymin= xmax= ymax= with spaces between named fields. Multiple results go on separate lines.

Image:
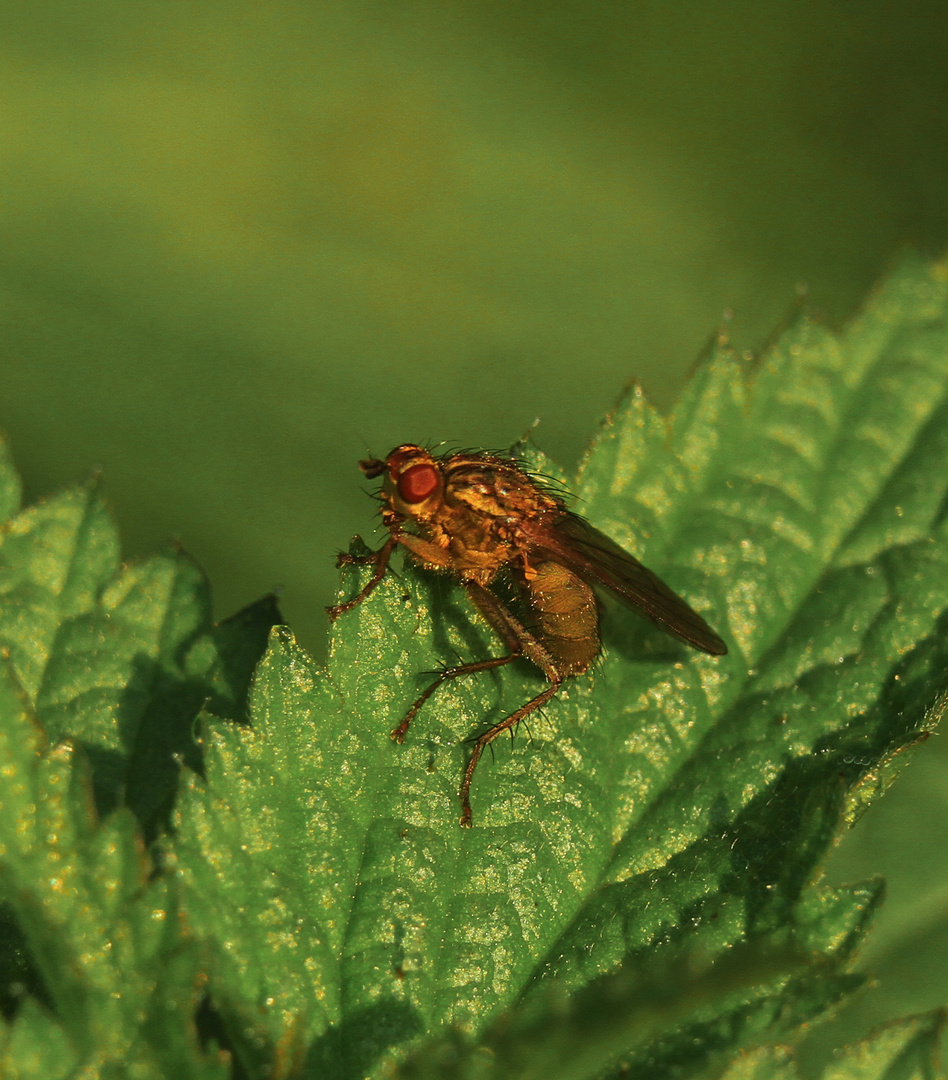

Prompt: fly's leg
xmin=328 ymin=529 xmax=458 ymax=623
xmin=369 ymin=573 xmax=567 ymax=827
xmin=391 ymin=653 xmax=519 ymax=743
xmin=458 ymin=582 xmax=567 ymax=827
xmin=326 ymin=535 xmax=397 ymax=621
xmin=459 ymin=679 xmax=562 ymax=828
xmin=391 ymin=579 xmax=534 ymax=742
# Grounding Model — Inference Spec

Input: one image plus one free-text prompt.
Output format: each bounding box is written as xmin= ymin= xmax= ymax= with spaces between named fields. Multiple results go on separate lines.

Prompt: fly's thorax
xmin=385 ymin=496 xmax=517 ymax=578
xmin=432 ymin=505 xmax=519 ymax=576
xmin=443 ymin=458 xmax=562 ymax=520
xmin=400 ymin=457 xmax=556 ymax=573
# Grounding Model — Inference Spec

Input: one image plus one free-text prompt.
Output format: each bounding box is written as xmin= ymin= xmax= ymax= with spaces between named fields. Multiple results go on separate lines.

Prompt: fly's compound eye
xmin=397 ymin=463 xmax=439 ymax=503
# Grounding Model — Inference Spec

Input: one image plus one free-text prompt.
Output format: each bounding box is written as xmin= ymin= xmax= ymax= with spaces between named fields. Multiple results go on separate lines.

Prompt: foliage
xmin=1 ymin=256 xmax=948 ymax=1077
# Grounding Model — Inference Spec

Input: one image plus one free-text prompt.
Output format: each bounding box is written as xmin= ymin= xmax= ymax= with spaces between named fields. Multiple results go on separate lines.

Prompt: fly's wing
xmin=520 ymin=513 xmax=728 ymax=655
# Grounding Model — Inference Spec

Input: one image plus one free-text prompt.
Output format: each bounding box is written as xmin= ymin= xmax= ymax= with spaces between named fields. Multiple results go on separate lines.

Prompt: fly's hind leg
xmin=385 ymin=577 xmax=567 ymax=827
xmin=457 ymin=582 xmax=567 ymax=827
xmin=458 ymin=679 xmax=562 ymax=827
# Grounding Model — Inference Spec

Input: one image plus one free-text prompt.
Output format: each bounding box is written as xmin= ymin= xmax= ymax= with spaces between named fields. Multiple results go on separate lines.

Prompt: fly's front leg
xmin=326 ymin=535 xmax=398 ymax=621
xmin=328 ymin=526 xmax=445 ymax=622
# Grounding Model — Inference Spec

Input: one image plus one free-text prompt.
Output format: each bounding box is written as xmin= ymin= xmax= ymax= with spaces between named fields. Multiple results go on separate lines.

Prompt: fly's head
xmin=360 ymin=445 xmax=446 ymax=527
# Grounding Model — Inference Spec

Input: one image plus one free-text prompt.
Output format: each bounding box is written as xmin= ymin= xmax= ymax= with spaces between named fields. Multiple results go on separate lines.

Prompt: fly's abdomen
xmin=525 ymin=561 xmax=600 ymax=675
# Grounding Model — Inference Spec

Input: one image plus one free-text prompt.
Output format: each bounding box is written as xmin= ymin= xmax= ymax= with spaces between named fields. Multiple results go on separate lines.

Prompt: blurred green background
xmin=1 ymin=0 xmax=946 ymax=1069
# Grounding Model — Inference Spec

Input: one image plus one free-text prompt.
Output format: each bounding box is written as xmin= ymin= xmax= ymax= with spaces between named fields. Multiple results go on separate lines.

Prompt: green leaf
xmin=821 ymin=1011 xmax=946 ymax=1080
xmin=0 ymin=656 xmax=229 ymax=1079
xmin=715 ymin=1010 xmax=946 ymax=1080
xmin=1 ymin=254 xmax=945 ymax=1076
xmin=390 ymin=938 xmax=816 ymax=1080
xmin=0 ymin=451 xmax=277 ymax=1074
xmin=0 ymin=478 xmax=278 ymax=828
xmin=171 ymin=257 xmax=948 ymax=1077
xmin=0 ymin=482 xmax=120 ymax=702
xmin=0 ymin=432 xmax=20 ymax=525
xmin=1 ymin=999 xmax=79 ymax=1080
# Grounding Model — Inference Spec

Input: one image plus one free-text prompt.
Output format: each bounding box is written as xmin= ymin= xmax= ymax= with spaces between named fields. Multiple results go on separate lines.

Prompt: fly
xmin=328 ymin=444 xmax=727 ymax=826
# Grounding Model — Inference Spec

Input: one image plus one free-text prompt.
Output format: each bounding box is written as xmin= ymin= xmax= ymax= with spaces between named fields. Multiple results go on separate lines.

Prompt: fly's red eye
xmin=397 ymin=463 xmax=439 ymax=503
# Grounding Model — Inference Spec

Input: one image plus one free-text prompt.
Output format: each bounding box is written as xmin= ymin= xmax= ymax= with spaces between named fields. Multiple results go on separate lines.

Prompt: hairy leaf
xmin=1 ymin=257 xmax=945 ymax=1077
xmin=171 ymin=257 xmax=948 ymax=1078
